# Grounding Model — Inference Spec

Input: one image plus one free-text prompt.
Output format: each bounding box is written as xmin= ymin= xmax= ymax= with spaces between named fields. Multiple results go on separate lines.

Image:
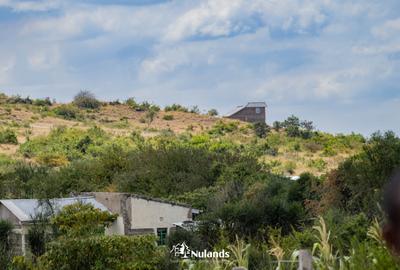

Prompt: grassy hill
xmin=0 ymin=92 xmax=364 ymax=176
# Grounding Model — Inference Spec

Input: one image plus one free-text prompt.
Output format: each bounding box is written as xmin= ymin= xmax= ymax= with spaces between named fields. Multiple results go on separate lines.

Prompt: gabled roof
xmin=0 ymin=197 xmax=109 ymax=223
xmin=246 ymin=102 xmax=267 ymax=108
xmin=225 ymin=102 xmax=267 ymax=116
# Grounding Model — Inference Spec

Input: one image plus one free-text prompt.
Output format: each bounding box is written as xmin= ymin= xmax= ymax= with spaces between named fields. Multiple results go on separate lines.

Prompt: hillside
xmin=0 ymin=93 xmax=364 ymax=176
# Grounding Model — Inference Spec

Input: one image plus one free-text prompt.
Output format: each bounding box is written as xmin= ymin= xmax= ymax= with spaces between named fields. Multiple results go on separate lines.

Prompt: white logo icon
xmin=170 ymin=242 xmax=191 ymax=258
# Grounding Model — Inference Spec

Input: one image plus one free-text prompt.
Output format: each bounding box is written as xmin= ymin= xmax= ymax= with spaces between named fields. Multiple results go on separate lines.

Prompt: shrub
xmin=209 ymin=121 xmax=238 ymax=135
xmin=167 ymin=229 xmax=205 ymax=251
xmin=126 ymin=98 xmax=159 ymax=112
xmin=284 ymin=161 xmax=297 ymax=175
xmin=207 ymin=109 xmax=218 ymax=116
xmin=0 ymin=220 xmax=13 ymax=269
xmin=164 ymin=104 xmax=188 ymax=112
xmin=308 ymin=159 xmax=327 ymax=171
xmin=53 ymin=105 xmax=81 ymax=120
xmin=253 ymin=122 xmax=270 ymax=138
xmin=273 ymin=121 xmax=282 ymax=131
xmin=0 ymin=129 xmax=18 ymax=144
xmin=162 ymin=114 xmax=174 ymax=121
xmin=39 ymin=235 xmax=160 ymax=270
xmin=73 ymin=90 xmax=101 ymax=109
xmin=33 ymin=98 xmax=52 ymax=106
xmin=52 ymin=202 xmax=117 ymax=237
xmin=6 ymin=95 xmax=33 ymax=104
xmin=189 ymin=105 xmax=200 ymax=114
xmin=27 ymin=214 xmax=50 ymax=259
xmin=304 ymin=141 xmax=323 ymax=152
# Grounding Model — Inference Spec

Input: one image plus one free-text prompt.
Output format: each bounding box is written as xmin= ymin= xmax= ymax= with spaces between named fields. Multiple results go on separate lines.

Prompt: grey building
xmin=226 ymin=102 xmax=267 ymax=123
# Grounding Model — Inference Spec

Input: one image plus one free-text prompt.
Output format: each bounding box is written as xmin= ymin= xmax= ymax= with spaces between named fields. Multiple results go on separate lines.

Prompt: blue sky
xmin=0 ymin=0 xmax=400 ymax=135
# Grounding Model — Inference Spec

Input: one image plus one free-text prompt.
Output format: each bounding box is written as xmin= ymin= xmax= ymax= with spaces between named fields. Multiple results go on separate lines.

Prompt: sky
xmin=0 ymin=0 xmax=400 ymax=135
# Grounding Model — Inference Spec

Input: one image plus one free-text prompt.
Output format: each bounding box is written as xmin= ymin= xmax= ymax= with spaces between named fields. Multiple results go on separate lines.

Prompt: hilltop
xmin=0 ymin=92 xmax=365 ymax=176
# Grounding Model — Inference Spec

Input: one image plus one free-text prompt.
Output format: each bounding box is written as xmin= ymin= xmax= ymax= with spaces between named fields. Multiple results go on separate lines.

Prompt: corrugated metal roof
xmin=225 ymin=105 xmax=244 ymax=117
xmin=246 ymin=102 xmax=267 ymax=107
xmin=0 ymin=197 xmax=109 ymax=222
xmin=225 ymin=102 xmax=267 ymax=116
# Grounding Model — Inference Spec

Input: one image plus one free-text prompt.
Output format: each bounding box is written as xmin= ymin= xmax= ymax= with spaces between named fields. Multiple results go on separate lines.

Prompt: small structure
xmin=0 ymin=197 xmax=112 ymax=256
xmin=226 ymin=102 xmax=267 ymax=123
xmin=89 ymin=192 xmax=199 ymax=245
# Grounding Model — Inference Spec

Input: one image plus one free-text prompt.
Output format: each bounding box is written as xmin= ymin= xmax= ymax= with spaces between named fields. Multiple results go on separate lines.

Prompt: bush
xmin=207 ymin=109 xmax=218 ymax=116
xmin=51 ymin=202 xmax=117 ymax=237
xmin=0 ymin=129 xmax=18 ymax=144
xmin=125 ymin=98 xmax=159 ymax=112
xmin=33 ymin=98 xmax=52 ymax=106
xmin=0 ymin=220 xmax=13 ymax=269
xmin=38 ymin=235 xmax=161 ymax=270
xmin=73 ymin=90 xmax=101 ymax=109
xmin=162 ymin=114 xmax=174 ymax=121
xmin=53 ymin=105 xmax=81 ymax=120
xmin=209 ymin=121 xmax=238 ymax=135
xmin=319 ymin=131 xmax=400 ymax=217
xmin=6 ymin=95 xmax=33 ymax=104
xmin=189 ymin=105 xmax=200 ymax=114
xmin=27 ymin=215 xmax=49 ymax=259
xmin=164 ymin=104 xmax=188 ymax=112
xmin=253 ymin=122 xmax=270 ymax=138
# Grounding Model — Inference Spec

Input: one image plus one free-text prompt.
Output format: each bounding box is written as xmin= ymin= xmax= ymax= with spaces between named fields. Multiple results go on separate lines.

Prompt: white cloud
xmin=372 ymin=18 xmax=400 ymax=39
xmin=0 ymin=0 xmax=63 ymax=12
xmin=28 ymin=46 xmax=61 ymax=70
xmin=164 ymin=0 xmax=330 ymax=42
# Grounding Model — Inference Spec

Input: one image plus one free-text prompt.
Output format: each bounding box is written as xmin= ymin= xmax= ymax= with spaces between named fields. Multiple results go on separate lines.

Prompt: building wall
xmin=0 ymin=204 xmax=20 ymax=226
xmin=90 ymin=192 xmax=193 ymax=236
xmin=130 ymin=197 xmax=192 ymax=233
xmin=228 ymin=107 xmax=266 ymax=123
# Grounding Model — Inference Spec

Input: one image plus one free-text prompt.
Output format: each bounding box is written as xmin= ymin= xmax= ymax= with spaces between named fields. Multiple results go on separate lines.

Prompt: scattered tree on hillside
xmin=253 ymin=122 xmax=270 ymax=138
xmin=208 ymin=109 xmax=218 ymax=116
xmin=73 ymin=90 xmax=101 ymax=109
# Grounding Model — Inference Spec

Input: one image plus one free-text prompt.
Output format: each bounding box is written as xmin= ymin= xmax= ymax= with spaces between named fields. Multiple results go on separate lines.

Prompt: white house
xmin=89 ymin=192 xmax=199 ymax=245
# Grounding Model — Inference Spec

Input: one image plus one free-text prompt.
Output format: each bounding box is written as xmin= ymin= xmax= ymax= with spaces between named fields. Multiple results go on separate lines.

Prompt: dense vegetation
xmin=0 ymin=92 xmax=399 ymax=269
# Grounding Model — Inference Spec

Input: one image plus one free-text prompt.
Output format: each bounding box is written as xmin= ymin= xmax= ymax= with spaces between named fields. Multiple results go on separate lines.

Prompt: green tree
xmin=51 ymin=202 xmax=117 ymax=237
xmin=73 ymin=90 xmax=101 ymax=109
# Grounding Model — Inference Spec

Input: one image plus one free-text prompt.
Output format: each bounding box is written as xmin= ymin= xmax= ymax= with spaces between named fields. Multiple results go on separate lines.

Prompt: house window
xmin=255 ymin=108 xmax=261 ymax=114
xmin=157 ymin=228 xmax=168 ymax=245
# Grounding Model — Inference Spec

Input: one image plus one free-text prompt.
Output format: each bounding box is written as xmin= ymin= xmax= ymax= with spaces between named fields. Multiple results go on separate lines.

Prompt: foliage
xmin=319 ymin=131 xmax=400 ymax=217
xmin=165 ymin=104 xmax=189 ymax=112
xmin=144 ymin=108 xmax=158 ymax=126
xmin=253 ymin=122 xmax=270 ymax=138
xmin=227 ymin=236 xmax=251 ymax=268
xmin=163 ymin=114 xmax=174 ymax=121
xmin=33 ymin=98 xmax=52 ymax=107
xmin=208 ymin=121 xmax=238 ymax=136
xmin=0 ymin=220 xmax=13 ymax=269
xmin=167 ymin=229 xmax=205 ymax=252
xmin=189 ymin=105 xmax=200 ymax=114
xmin=73 ymin=90 xmax=101 ymax=109
xmin=207 ymin=109 xmax=218 ymax=116
xmin=27 ymin=212 xmax=51 ymax=259
xmin=6 ymin=95 xmax=33 ymax=104
xmin=0 ymin=129 xmax=18 ymax=144
xmin=19 ymin=126 xmax=112 ymax=164
xmin=38 ymin=235 xmax=161 ymax=270
xmin=51 ymin=202 xmax=117 ymax=237
xmin=53 ymin=104 xmax=81 ymax=120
